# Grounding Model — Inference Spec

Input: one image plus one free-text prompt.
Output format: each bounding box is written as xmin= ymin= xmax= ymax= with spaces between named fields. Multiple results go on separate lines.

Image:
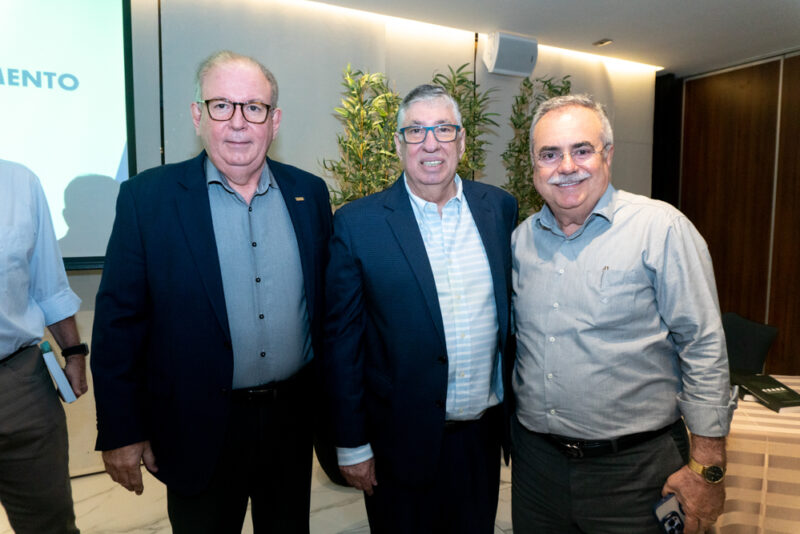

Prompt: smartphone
xmin=654 ymin=493 xmax=685 ymax=534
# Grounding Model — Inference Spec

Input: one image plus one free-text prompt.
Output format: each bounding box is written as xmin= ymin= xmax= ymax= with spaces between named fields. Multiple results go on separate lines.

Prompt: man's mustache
xmin=547 ymin=170 xmax=591 ymax=186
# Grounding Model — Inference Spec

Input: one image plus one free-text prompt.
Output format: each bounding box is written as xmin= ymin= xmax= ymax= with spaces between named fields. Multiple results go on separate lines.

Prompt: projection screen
xmin=0 ymin=0 xmax=135 ymax=269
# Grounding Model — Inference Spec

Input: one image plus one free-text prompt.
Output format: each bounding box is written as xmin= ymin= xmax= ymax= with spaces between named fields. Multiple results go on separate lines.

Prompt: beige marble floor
xmin=0 ymin=457 xmax=513 ymax=533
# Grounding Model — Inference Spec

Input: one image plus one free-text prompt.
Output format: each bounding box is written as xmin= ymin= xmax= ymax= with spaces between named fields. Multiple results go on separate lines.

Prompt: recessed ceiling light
xmin=593 ymin=38 xmax=613 ymax=47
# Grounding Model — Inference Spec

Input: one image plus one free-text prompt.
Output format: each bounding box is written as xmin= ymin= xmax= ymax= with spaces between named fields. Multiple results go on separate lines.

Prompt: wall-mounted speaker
xmin=483 ymin=31 xmax=538 ymax=77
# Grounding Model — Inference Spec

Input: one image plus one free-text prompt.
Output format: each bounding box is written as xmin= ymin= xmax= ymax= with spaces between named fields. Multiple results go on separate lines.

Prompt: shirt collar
xmin=404 ymin=173 xmax=463 ymax=216
xmin=536 ymin=184 xmax=616 ymax=238
xmin=204 ymin=156 xmax=274 ymax=197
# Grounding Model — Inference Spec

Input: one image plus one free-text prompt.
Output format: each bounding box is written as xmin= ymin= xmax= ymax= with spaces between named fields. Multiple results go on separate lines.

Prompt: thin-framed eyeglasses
xmin=535 ymin=144 xmax=610 ymax=167
xmin=398 ymin=124 xmax=461 ymax=144
xmin=199 ymin=98 xmax=272 ymax=124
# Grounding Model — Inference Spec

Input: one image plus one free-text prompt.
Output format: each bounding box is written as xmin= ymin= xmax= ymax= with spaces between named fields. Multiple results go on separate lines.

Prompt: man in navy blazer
xmin=91 ymin=51 xmax=331 ymax=533
xmin=324 ymin=84 xmax=518 ymax=533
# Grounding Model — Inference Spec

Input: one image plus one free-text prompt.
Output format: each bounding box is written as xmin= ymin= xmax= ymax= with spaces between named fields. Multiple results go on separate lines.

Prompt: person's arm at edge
xmin=47 ymin=315 xmax=88 ymax=397
xmin=27 ymin=170 xmax=86 ymax=398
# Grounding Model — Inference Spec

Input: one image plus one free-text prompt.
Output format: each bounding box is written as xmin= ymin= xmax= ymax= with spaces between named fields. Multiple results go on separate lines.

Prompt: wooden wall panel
xmin=767 ymin=55 xmax=800 ymax=374
xmin=681 ymin=62 xmax=780 ymax=325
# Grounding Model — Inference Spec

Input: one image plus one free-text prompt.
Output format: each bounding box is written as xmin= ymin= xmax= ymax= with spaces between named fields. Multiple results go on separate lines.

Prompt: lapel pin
xmin=295 ymin=196 xmax=305 ymax=201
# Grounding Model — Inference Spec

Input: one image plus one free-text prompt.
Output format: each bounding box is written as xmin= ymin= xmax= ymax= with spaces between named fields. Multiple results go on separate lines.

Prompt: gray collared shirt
xmin=206 ymin=157 xmax=312 ymax=388
xmin=512 ymin=184 xmax=736 ymax=439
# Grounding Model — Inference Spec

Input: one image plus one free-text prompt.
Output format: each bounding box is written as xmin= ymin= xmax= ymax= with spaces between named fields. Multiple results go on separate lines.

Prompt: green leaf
xmin=322 ymin=66 xmax=402 ymax=206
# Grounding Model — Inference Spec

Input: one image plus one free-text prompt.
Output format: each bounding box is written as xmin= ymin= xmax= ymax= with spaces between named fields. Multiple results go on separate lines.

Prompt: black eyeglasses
xmin=397 ymin=124 xmax=461 ymax=144
xmin=199 ymin=98 xmax=272 ymax=124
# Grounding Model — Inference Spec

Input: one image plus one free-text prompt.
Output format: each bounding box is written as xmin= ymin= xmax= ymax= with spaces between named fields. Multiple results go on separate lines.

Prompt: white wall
xmin=477 ymin=40 xmax=655 ymax=194
xmin=155 ymin=0 xmax=478 ymax=183
xmin=129 ymin=0 xmax=655 ymax=194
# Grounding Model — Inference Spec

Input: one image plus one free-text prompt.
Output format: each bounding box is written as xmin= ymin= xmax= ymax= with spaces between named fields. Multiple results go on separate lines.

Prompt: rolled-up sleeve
xmin=28 ymin=173 xmax=81 ymax=326
xmin=656 ymin=215 xmax=737 ymax=436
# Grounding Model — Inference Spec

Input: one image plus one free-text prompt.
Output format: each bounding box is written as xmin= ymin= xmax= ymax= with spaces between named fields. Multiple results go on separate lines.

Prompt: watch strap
xmin=61 ymin=342 xmax=89 ymax=357
xmin=688 ymin=457 xmax=725 ymax=484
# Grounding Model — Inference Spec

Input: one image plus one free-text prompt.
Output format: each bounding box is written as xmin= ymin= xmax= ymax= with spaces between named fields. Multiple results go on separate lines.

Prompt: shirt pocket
xmin=585 ymin=268 xmax=643 ymax=327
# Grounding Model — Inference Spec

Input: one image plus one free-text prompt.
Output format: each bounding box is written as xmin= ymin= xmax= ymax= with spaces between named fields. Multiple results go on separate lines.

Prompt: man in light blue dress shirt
xmin=0 ymin=159 xmax=89 ymax=533
xmin=324 ymin=85 xmax=518 ymax=533
xmin=511 ymin=94 xmax=736 ymax=533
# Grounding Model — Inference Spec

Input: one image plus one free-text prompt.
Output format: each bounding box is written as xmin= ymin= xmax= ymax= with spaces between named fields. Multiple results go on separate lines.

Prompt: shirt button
xmin=550 ymin=409 xmax=556 ymax=415
xmin=248 ymin=206 xmax=253 ymax=212
xmin=255 ymin=277 xmax=261 ymax=283
xmin=553 ymin=302 xmax=559 ymax=309
xmin=258 ymin=314 xmax=264 ymax=319
xmin=549 ymin=336 xmax=555 ymax=343
xmin=251 ymin=242 xmax=257 ymax=247
xmin=558 ymin=268 xmax=565 ymax=275
xmin=547 ymin=373 xmax=553 ymax=379
xmin=260 ymin=351 xmax=266 ymax=357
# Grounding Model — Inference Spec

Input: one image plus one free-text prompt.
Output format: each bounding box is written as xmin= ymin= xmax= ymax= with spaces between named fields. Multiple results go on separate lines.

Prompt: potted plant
xmin=432 ymin=63 xmax=499 ymax=181
xmin=322 ymin=64 xmax=401 ymax=207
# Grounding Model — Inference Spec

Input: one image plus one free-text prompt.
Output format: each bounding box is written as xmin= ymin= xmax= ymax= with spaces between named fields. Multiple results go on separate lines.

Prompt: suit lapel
xmin=175 ymin=153 xmax=231 ymax=343
xmin=271 ymin=159 xmax=317 ymax=322
xmin=384 ymin=178 xmax=447 ymax=348
xmin=463 ymin=181 xmax=509 ymax=344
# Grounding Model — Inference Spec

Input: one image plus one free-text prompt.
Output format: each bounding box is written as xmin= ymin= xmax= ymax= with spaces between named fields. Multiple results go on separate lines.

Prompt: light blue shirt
xmin=206 ymin=158 xmax=312 ymax=388
xmin=512 ymin=185 xmax=736 ymax=439
xmin=406 ymin=175 xmax=502 ymax=420
xmin=0 ymin=159 xmax=80 ymax=357
xmin=339 ymin=175 xmax=501 ymax=466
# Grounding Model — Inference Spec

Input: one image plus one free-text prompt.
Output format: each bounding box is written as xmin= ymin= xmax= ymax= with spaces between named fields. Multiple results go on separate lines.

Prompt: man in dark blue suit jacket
xmin=91 ymin=51 xmax=331 ymax=533
xmin=324 ymin=85 xmax=518 ymax=533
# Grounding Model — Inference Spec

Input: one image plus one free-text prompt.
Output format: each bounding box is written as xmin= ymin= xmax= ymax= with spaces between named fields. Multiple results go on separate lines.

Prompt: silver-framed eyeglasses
xmin=398 ymin=124 xmax=461 ymax=144
xmin=535 ymin=144 xmax=609 ymax=167
xmin=199 ymin=98 xmax=272 ymax=124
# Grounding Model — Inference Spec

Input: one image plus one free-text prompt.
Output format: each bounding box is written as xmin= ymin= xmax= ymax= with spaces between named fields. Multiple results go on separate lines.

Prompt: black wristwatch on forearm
xmin=61 ymin=343 xmax=89 ymax=357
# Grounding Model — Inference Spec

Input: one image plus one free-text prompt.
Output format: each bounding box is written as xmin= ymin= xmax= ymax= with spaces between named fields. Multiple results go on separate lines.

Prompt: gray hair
xmin=194 ymin=50 xmax=279 ymax=108
xmin=530 ymin=94 xmax=614 ymax=150
xmin=397 ymin=84 xmax=462 ymax=129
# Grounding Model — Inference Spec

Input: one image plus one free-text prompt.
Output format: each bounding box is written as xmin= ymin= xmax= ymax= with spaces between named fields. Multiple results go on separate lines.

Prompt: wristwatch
xmin=688 ymin=457 xmax=725 ymax=484
xmin=61 ymin=343 xmax=89 ymax=357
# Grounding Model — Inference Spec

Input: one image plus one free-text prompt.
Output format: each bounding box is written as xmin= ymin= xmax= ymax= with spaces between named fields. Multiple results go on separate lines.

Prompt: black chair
xmin=722 ymin=312 xmax=778 ymax=374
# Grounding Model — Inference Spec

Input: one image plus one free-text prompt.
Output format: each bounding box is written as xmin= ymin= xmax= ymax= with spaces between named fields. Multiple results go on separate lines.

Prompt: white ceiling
xmin=318 ymin=0 xmax=800 ymax=77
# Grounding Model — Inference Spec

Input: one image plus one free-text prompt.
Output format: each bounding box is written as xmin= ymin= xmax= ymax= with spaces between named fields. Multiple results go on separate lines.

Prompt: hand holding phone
xmin=654 ymin=493 xmax=685 ymax=534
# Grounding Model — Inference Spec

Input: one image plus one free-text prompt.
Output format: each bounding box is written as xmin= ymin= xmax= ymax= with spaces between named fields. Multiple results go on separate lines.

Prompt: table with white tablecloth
xmin=714 ymin=376 xmax=800 ymax=534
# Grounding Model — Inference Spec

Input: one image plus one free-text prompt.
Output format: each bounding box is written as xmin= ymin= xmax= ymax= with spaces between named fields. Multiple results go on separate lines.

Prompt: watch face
xmin=705 ymin=465 xmax=725 ymax=483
